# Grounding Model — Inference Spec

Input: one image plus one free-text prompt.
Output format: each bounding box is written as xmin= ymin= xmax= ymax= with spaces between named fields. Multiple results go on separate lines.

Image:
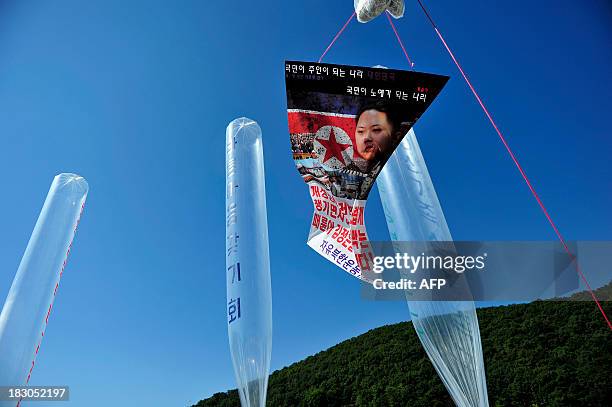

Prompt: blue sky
xmin=0 ymin=0 xmax=610 ymax=405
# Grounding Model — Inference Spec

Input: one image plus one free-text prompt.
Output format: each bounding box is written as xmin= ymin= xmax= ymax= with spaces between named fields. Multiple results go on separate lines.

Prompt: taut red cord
xmin=415 ymin=0 xmax=611 ymax=330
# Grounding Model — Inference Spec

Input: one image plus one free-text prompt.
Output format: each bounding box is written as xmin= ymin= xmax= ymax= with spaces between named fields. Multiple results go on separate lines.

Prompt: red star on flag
xmin=317 ymin=127 xmax=351 ymax=165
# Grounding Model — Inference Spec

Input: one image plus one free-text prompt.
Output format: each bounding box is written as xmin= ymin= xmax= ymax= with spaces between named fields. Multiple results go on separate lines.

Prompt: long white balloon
xmin=225 ymin=118 xmax=272 ymax=407
xmin=0 ymin=173 xmax=88 ymax=400
xmin=377 ymin=130 xmax=489 ymax=406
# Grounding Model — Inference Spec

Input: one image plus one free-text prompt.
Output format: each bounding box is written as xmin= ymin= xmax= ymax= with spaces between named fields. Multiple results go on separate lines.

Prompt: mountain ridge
xmin=194 ymin=283 xmax=612 ymax=406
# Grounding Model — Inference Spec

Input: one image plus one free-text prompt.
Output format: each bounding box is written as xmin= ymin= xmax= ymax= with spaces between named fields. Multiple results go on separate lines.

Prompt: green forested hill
xmin=194 ymin=285 xmax=612 ymax=406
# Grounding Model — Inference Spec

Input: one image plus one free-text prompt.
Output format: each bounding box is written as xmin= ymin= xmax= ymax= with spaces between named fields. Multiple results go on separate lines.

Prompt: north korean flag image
xmin=288 ymin=110 xmax=358 ymax=169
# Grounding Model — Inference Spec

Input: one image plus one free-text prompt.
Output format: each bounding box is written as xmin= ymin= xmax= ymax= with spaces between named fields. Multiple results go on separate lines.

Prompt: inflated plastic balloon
xmin=378 ymin=130 xmax=489 ymax=407
xmin=0 ymin=173 xmax=88 ymax=398
xmin=225 ymin=118 xmax=272 ymax=407
xmin=354 ymin=0 xmax=404 ymax=23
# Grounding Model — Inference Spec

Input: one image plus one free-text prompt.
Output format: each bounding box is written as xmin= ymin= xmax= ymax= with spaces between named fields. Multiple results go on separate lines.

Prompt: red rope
xmin=386 ymin=11 xmax=415 ymax=68
xmin=319 ymin=11 xmax=356 ymax=63
xmin=415 ymin=0 xmax=611 ymax=330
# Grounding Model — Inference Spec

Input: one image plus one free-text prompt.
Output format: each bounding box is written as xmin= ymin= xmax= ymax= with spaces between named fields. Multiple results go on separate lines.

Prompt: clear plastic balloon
xmin=0 ymin=173 xmax=88 ymax=396
xmin=354 ymin=0 xmax=404 ymax=23
xmin=225 ymin=118 xmax=272 ymax=407
xmin=377 ymin=130 xmax=489 ymax=407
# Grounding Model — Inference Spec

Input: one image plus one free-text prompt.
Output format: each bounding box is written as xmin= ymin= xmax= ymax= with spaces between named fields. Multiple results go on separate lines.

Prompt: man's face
xmin=355 ymin=109 xmax=393 ymax=162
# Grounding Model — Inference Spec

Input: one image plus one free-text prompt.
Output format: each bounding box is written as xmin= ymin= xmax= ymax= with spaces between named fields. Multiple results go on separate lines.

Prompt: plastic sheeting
xmin=225 ymin=118 xmax=272 ymax=407
xmin=377 ymin=129 xmax=489 ymax=407
xmin=0 ymin=173 xmax=88 ymax=396
xmin=354 ymin=0 xmax=404 ymax=23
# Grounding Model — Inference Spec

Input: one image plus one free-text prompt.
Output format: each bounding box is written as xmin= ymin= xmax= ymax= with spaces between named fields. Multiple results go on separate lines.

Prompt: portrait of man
xmin=353 ymin=101 xmax=407 ymax=172
xmin=325 ymin=101 xmax=410 ymax=199
xmin=287 ymin=62 xmax=447 ymax=202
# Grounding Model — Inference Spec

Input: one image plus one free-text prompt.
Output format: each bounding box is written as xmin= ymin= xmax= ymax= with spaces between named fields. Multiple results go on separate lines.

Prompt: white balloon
xmin=378 ymin=130 xmax=490 ymax=407
xmin=0 ymin=174 xmax=88 ymax=394
xmin=225 ymin=118 xmax=273 ymax=407
xmin=354 ymin=0 xmax=404 ymax=23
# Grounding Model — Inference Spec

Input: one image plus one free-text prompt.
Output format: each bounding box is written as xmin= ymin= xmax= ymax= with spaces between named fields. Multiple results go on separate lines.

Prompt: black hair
xmin=355 ymin=101 xmax=405 ymax=136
